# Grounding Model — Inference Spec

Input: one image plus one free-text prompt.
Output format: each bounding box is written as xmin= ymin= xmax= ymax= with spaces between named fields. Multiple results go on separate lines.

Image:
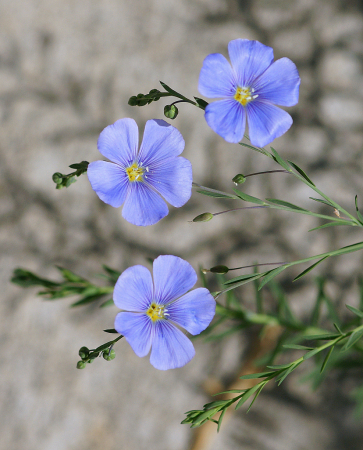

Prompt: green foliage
xmin=52 ymin=161 xmax=89 ymax=189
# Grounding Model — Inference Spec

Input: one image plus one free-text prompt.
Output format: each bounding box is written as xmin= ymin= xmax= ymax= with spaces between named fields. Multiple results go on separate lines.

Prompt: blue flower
xmin=87 ymin=118 xmax=192 ymax=226
xmin=198 ymin=39 xmax=300 ymax=147
xmin=113 ymin=255 xmax=216 ymax=370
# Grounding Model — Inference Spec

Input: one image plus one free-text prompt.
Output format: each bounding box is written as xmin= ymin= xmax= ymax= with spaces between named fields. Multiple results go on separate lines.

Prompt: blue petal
xmin=198 ymin=53 xmax=236 ymax=98
xmin=122 ymin=182 xmax=168 ymax=226
xmin=113 ymin=265 xmax=153 ymax=311
xmin=205 ymin=99 xmax=246 ymax=143
xmin=253 ymin=57 xmax=300 ymax=107
xmin=115 ymin=312 xmax=153 ymax=357
xmin=228 ymin=39 xmax=274 ymax=88
xmin=149 ymin=321 xmax=195 ymax=370
xmin=87 ymin=161 xmax=129 ymax=208
xmin=138 ymin=119 xmax=185 ymax=167
xmin=167 ymin=288 xmax=215 ymax=335
xmin=97 ymin=118 xmax=138 ymax=166
xmin=147 ymin=157 xmax=192 ymax=207
xmin=153 ymin=255 xmax=197 ymax=305
xmin=247 ymin=101 xmax=293 ymax=148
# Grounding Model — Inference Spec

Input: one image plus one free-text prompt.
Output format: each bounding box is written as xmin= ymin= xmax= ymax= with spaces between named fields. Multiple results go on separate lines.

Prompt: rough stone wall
xmin=2 ymin=0 xmax=363 ymax=449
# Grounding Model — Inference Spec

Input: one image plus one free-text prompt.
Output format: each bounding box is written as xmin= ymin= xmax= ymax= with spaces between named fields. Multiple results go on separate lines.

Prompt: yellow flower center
xmin=126 ymin=163 xmax=145 ymax=182
xmin=146 ymin=302 xmax=166 ymax=322
xmin=234 ymin=86 xmax=258 ymax=106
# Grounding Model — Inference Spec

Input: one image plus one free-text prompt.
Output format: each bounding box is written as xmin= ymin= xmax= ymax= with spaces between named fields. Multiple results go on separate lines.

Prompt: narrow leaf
xmin=217 ymin=408 xmax=226 ymax=433
xmin=196 ymin=189 xmax=237 ymax=199
xmin=283 ymin=344 xmax=314 ymax=350
xmin=293 ymin=256 xmax=328 ymax=282
xmin=320 ymin=346 xmax=334 ymax=373
xmin=239 ymin=371 xmax=274 ymax=380
xmin=258 ymin=265 xmax=288 ymax=290
xmin=103 ymin=328 xmax=118 ymax=333
xmin=305 ymin=333 xmax=340 ymax=340
xmin=266 ymin=198 xmax=308 ymax=211
xmin=309 ymin=197 xmax=335 ymax=208
xmin=235 ymin=383 xmax=262 ymax=410
xmin=309 ymin=221 xmax=352 ymax=232
xmin=346 ymin=304 xmax=363 ymax=319
xmin=246 ymin=384 xmax=265 ymax=412
xmin=233 ymin=189 xmax=266 ymax=205
xmin=99 ymin=299 xmax=114 ymax=308
xmin=342 ymin=327 xmax=363 ymax=351
xmin=270 ymin=147 xmax=291 ymax=170
xmin=288 ymin=161 xmax=315 ymax=186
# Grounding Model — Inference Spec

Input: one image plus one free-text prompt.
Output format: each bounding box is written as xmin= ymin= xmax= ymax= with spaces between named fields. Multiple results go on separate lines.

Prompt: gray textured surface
xmin=2 ymin=0 xmax=363 ymax=449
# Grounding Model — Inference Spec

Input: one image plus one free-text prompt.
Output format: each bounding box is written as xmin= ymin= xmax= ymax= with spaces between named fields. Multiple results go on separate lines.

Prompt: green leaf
xmin=355 ymin=195 xmax=363 ymax=224
xmin=233 ymin=189 xmax=266 ymax=205
xmin=266 ymin=198 xmax=308 ymax=211
xmin=346 ymin=304 xmax=363 ymax=319
xmin=288 ymin=161 xmax=315 ymax=186
xmin=56 ymin=266 xmax=86 ymax=283
xmin=309 ymin=197 xmax=335 ymax=208
xmin=308 ymin=221 xmax=352 ymax=232
xmin=269 ymin=147 xmax=291 ymax=171
xmin=333 ymin=323 xmax=344 ymax=335
xmin=224 ymin=273 xmax=263 ymax=286
xmin=194 ymin=97 xmax=208 ymax=109
xmin=217 ymin=408 xmax=226 ymax=432
xmin=303 ymin=347 xmax=326 ymax=360
xmin=305 ymin=333 xmax=340 ymax=340
xmin=277 ymin=362 xmax=301 ymax=385
xmin=70 ymin=293 xmax=105 ymax=307
xmin=246 ymin=384 xmax=265 ymax=412
xmin=239 ymin=371 xmax=275 ymax=380
xmin=320 ymin=346 xmax=334 ymax=373
xmin=293 ymin=256 xmax=328 ymax=282
xmin=159 ymin=81 xmax=181 ymax=97
xmin=103 ymin=328 xmax=118 ymax=333
xmin=235 ymin=383 xmax=263 ymax=410
xmin=342 ymin=327 xmax=363 ymax=351
xmin=258 ymin=265 xmax=288 ymax=290
xmin=196 ymin=189 xmax=237 ymax=199
xmin=283 ymin=344 xmax=314 ymax=350
xmin=99 ymin=299 xmax=114 ymax=308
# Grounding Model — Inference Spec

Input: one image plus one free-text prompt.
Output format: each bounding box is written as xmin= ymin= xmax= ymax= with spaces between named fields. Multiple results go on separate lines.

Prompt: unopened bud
xmin=164 ymin=104 xmax=179 ymax=119
xmin=149 ymin=89 xmax=161 ymax=101
xmin=210 ymin=265 xmax=229 ymax=274
xmin=193 ymin=212 xmax=213 ymax=222
xmin=77 ymin=360 xmax=87 ymax=369
xmin=103 ymin=349 xmax=116 ymax=361
xmin=136 ymin=93 xmax=149 ymax=106
xmin=232 ymin=174 xmax=246 ymax=185
xmin=78 ymin=346 xmax=89 ymax=360
xmin=52 ymin=172 xmax=63 ymax=184
xmin=128 ymin=96 xmax=138 ymax=106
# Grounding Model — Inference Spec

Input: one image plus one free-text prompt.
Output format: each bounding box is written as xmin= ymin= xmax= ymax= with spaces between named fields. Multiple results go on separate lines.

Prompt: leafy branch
xmin=76 ymin=333 xmax=123 ymax=369
xmin=52 ymin=161 xmax=89 ymax=189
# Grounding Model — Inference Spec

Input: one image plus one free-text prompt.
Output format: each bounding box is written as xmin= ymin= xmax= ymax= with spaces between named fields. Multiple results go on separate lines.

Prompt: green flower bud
xmin=136 ymin=93 xmax=149 ymax=106
xmin=232 ymin=174 xmax=246 ymax=185
xmin=77 ymin=360 xmax=87 ymax=369
xmin=88 ymin=351 xmax=99 ymax=360
xmin=210 ymin=265 xmax=229 ymax=274
xmin=164 ymin=104 xmax=179 ymax=119
xmin=149 ymin=88 xmax=161 ymax=101
xmin=193 ymin=213 xmax=213 ymax=222
xmin=128 ymin=96 xmax=138 ymax=106
xmin=103 ymin=349 xmax=116 ymax=361
xmin=52 ymin=172 xmax=64 ymax=184
xmin=78 ymin=346 xmax=89 ymax=360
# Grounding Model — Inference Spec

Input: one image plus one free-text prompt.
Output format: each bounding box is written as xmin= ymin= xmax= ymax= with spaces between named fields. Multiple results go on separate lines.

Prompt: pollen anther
xmin=234 ymin=86 xmax=257 ymax=106
xmin=126 ymin=163 xmax=145 ymax=182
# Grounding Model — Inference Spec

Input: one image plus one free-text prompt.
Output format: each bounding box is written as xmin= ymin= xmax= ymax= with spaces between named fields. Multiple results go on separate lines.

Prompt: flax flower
xmin=88 ymin=118 xmax=192 ymax=226
xmin=199 ymin=39 xmax=300 ymax=147
xmin=113 ymin=255 xmax=215 ymax=370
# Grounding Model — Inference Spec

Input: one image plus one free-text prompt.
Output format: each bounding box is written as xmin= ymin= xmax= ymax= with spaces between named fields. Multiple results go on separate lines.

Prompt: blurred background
xmin=2 ymin=0 xmax=363 ymax=449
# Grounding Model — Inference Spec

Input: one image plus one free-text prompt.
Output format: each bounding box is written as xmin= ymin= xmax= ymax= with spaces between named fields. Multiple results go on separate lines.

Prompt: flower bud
xmin=103 ymin=349 xmax=116 ymax=361
xmin=210 ymin=265 xmax=229 ymax=274
xmin=77 ymin=360 xmax=87 ymax=369
xmin=149 ymin=89 xmax=161 ymax=101
xmin=78 ymin=346 xmax=89 ymax=360
xmin=193 ymin=213 xmax=213 ymax=222
xmin=128 ymin=96 xmax=138 ymax=106
xmin=52 ymin=172 xmax=63 ymax=184
xmin=164 ymin=104 xmax=179 ymax=119
xmin=136 ymin=93 xmax=149 ymax=106
xmin=232 ymin=174 xmax=246 ymax=185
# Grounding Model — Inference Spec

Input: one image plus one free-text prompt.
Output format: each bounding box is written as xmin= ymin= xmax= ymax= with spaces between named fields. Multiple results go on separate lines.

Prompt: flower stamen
xmin=146 ymin=302 xmax=166 ymax=321
xmin=234 ymin=86 xmax=258 ymax=106
xmin=126 ymin=163 xmax=145 ymax=182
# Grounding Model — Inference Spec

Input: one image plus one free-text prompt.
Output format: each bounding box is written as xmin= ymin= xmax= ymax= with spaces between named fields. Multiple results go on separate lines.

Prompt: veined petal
xmin=153 ymin=255 xmax=197 ymax=305
xmin=167 ymin=288 xmax=215 ymax=335
xmin=113 ymin=265 xmax=153 ymax=311
xmin=115 ymin=312 xmax=153 ymax=357
xmin=122 ymin=182 xmax=168 ymax=226
xmin=150 ymin=321 xmax=195 ymax=370
xmin=87 ymin=161 xmax=129 ymax=208
xmin=147 ymin=157 xmax=192 ymax=207
xmin=97 ymin=118 xmax=138 ymax=166
xmin=138 ymin=119 xmax=185 ymax=166
xmin=247 ymin=101 xmax=293 ymax=148
xmin=198 ymin=53 xmax=236 ymax=98
xmin=205 ymin=99 xmax=246 ymax=143
xmin=228 ymin=39 xmax=274 ymax=87
xmin=253 ymin=57 xmax=300 ymax=106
